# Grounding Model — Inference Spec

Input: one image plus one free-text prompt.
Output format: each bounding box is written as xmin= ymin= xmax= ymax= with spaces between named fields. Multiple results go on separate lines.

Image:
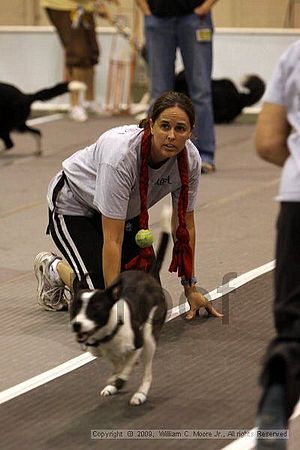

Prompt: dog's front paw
xmin=129 ymin=392 xmax=147 ymax=406
xmin=100 ymin=384 xmax=118 ymax=397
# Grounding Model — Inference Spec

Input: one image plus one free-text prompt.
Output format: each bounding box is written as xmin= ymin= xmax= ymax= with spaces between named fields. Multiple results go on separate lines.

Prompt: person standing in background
xmin=41 ymin=0 xmax=118 ymax=122
xmin=136 ymin=0 xmax=219 ymax=173
xmin=255 ymin=40 xmax=300 ymax=449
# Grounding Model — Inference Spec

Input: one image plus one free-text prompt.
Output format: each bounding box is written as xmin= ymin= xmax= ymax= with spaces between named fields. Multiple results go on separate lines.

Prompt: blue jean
xmin=144 ymin=13 xmax=215 ymax=164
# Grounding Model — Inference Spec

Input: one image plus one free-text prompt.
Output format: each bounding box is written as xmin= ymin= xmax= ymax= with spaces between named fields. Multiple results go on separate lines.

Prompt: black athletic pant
xmin=259 ymin=202 xmax=300 ymax=421
xmin=49 ymin=211 xmax=141 ymax=291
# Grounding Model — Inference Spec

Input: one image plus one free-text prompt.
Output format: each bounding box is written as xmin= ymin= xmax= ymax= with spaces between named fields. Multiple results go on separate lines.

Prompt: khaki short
xmin=45 ymin=8 xmax=100 ymax=67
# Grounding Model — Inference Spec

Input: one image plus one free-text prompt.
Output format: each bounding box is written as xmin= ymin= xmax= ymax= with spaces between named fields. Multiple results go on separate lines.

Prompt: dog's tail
xmin=27 ymin=81 xmax=86 ymax=104
xmin=149 ymin=206 xmax=172 ymax=278
xmin=239 ymin=75 xmax=266 ymax=108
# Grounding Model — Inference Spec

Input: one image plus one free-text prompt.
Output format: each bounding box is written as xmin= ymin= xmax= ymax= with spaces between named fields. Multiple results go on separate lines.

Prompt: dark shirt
xmin=148 ymin=0 xmax=204 ymax=16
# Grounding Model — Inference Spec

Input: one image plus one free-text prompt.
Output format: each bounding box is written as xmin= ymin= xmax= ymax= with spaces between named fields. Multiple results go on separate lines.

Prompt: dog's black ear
xmin=71 ymin=288 xmax=89 ymax=320
xmin=107 ymin=279 xmax=122 ymax=302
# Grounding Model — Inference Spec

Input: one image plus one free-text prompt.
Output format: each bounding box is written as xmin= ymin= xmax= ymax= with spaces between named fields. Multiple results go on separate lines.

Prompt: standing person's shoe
xmin=256 ymin=383 xmax=287 ymax=450
xmin=69 ymin=105 xmax=88 ymax=122
xmin=201 ymin=162 xmax=216 ymax=174
xmin=84 ymin=101 xmax=108 ymax=117
xmin=34 ymin=252 xmax=68 ymax=311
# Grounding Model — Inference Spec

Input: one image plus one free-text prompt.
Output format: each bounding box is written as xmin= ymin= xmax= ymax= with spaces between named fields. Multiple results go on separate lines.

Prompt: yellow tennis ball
xmin=135 ymin=229 xmax=154 ymax=248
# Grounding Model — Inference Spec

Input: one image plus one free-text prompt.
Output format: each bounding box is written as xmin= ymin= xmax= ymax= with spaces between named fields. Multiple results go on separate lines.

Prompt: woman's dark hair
xmin=139 ymin=91 xmax=195 ymax=130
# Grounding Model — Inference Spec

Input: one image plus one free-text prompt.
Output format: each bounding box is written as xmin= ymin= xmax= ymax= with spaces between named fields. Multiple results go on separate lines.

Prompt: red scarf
xmin=124 ymin=128 xmax=193 ymax=280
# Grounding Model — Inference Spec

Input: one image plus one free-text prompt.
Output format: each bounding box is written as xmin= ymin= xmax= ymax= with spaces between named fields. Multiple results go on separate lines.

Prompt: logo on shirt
xmin=125 ymin=222 xmax=133 ymax=232
xmin=154 ymin=176 xmax=172 ymax=186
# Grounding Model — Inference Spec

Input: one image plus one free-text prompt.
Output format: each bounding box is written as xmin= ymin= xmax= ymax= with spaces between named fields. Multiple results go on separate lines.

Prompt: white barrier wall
xmin=0 ymin=26 xmax=116 ymax=107
xmin=0 ymin=26 xmax=299 ymax=107
xmin=213 ymin=28 xmax=300 ymax=83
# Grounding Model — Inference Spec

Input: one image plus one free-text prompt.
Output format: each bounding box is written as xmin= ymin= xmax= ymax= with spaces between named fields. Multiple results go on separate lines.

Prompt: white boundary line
xmin=0 ymin=260 xmax=275 ymax=406
xmin=0 ymin=354 xmax=95 ymax=405
xmin=27 ymin=113 xmax=65 ymax=126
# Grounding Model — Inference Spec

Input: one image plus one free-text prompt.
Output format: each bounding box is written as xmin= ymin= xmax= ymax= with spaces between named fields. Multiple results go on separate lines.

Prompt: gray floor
xmin=0 ymin=273 xmax=275 ymax=450
xmin=0 ymin=114 xmax=297 ymax=449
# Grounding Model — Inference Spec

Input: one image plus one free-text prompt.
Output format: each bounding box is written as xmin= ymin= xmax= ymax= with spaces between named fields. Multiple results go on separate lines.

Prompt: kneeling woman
xmin=34 ymin=91 xmax=222 ymax=320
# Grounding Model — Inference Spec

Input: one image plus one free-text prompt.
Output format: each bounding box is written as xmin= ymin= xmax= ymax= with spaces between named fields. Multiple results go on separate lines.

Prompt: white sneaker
xmin=69 ymin=105 xmax=88 ymax=122
xmin=34 ymin=252 xmax=68 ymax=311
xmin=84 ymin=101 xmax=108 ymax=117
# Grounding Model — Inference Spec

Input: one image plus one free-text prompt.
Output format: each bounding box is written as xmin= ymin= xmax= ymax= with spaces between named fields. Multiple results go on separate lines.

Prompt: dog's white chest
xmin=88 ymin=300 xmax=136 ymax=358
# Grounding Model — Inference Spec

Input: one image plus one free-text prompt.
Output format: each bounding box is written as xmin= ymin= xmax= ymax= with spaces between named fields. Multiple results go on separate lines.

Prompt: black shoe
xmin=256 ymin=383 xmax=288 ymax=450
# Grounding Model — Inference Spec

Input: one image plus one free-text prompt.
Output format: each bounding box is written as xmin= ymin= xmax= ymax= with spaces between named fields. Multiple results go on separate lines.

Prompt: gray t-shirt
xmin=263 ymin=39 xmax=300 ymax=202
xmin=47 ymin=125 xmax=201 ymax=219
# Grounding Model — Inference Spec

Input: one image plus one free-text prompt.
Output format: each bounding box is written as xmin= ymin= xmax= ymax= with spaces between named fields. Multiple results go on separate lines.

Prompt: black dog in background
xmin=140 ymin=46 xmax=265 ymax=124
xmin=174 ymin=70 xmax=266 ymax=123
xmin=0 ymin=81 xmax=85 ymax=155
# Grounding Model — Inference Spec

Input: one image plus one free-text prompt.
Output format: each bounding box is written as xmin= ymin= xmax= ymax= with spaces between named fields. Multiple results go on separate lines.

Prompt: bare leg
xmin=65 ymin=66 xmax=87 ymax=124
xmin=57 ymin=261 xmax=75 ymax=291
xmin=84 ymin=66 xmax=94 ymax=101
xmin=64 ymin=66 xmax=80 ymax=107
xmin=72 ymin=66 xmax=94 ymax=102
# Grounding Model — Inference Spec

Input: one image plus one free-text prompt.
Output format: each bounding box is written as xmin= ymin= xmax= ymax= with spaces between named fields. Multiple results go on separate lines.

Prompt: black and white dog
xmin=0 ymin=80 xmax=85 ymax=155
xmin=71 ymin=210 xmax=170 ymax=406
